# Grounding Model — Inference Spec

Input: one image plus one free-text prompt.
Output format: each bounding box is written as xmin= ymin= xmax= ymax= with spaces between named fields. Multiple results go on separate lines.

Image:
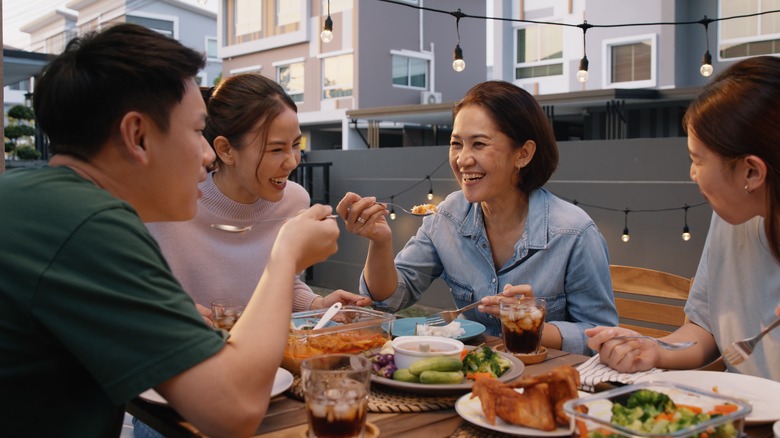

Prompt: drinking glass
xmin=301 ymin=354 xmax=371 ymax=438
xmin=210 ymin=297 xmax=245 ymax=330
xmin=499 ymin=296 xmax=546 ymax=354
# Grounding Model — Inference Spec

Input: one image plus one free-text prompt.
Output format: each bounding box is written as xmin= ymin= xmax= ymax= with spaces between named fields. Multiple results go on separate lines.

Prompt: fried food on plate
xmin=470 ymin=365 xmax=582 ymax=431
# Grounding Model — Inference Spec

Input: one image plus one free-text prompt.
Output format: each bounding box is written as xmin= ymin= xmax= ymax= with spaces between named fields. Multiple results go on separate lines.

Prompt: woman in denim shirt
xmin=337 ymin=81 xmax=618 ymax=355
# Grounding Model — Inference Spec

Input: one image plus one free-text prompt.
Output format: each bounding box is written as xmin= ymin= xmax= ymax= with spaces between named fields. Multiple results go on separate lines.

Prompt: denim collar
xmin=448 ymin=188 xmax=550 ymax=250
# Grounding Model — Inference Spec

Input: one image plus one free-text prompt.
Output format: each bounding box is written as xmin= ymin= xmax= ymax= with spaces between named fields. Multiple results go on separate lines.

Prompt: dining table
xmin=126 ymin=333 xmax=776 ymax=438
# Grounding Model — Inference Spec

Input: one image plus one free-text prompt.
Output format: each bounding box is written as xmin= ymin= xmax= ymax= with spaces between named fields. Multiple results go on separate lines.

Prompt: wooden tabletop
xmin=126 ymin=333 xmax=775 ymax=438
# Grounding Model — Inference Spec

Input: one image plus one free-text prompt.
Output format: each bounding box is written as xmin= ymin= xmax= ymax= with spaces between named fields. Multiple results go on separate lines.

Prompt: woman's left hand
xmin=316 ymin=290 xmax=373 ymax=309
xmin=195 ymin=303 xmax=214 ymax=327
xmin=478 ymin=283 xmax=533 ymax=317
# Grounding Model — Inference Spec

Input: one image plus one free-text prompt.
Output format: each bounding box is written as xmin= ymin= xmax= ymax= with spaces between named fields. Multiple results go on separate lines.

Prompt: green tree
xmin=4 ymin=104 xmax=36 ymax=160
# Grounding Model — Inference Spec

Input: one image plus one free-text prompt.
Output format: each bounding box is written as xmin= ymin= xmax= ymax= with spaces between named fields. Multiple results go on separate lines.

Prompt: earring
xmin=745 ymin=184 xmax=751 ymax=194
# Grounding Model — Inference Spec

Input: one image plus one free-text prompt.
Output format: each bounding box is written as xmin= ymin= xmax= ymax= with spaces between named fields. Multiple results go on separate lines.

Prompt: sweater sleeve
xmin=292 ymin=273 xmax=318 ymax=312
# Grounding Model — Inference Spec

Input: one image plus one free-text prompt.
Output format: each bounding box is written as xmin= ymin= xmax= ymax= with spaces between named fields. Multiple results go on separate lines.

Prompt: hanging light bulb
xmin=451 ymin=9 xmax=466 ymax=72
xmin=426 ymin=176 xmax=434 ymax=200
xmin=700 ymin=51 xmax=713 ymax=77
xmin=576 ymin=22 xmax=592 ymax=83
xmin=699 ymin=16 xmax=713 ymax=77
xmin=390 ymin=209 xmax=397 ymax=221
xmin=453 ymin=44 xmax=465 ymax=72
xmin=427 ymin=190 xmax=434 ymax=201
xmin=577 ymin=56 xmax=590 ymax=83
xmin=621 ymin=209 xmax=630 ymax=243
xmin=682 ymin=205 xmax=692 ymax=241
xmin=320 ymin=15 xmax=334 ymax=43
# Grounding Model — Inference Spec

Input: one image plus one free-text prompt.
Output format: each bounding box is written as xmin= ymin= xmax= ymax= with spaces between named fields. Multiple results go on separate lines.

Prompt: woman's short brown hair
xmin=453 ymin=81 xmax=559 ymax=193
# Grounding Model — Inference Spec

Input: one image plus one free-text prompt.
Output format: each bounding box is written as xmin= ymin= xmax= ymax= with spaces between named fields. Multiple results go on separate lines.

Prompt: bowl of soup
xmin=391 ymin=335 xmax=464 ymax=370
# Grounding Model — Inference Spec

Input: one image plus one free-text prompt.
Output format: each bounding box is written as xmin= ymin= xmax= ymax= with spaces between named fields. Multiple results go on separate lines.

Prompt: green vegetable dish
xmin=462 ymin=345 xmax=511 ymax=378
xmin=587 ymin=389 xmax=739 ymax=438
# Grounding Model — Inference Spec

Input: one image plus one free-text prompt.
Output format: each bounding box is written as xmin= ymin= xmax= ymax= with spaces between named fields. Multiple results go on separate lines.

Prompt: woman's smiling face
xmin=228 ymin=107 xmax=302 ymax=204
xmin=449 ymin=104 xmax=525 ymax=203
xmin=688 ymin=132 xmax=756 ymax=224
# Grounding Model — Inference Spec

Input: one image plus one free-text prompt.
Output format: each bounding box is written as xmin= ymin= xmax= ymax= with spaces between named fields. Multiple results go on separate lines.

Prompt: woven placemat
xmin=449 ymin=422 xmax=517 ymax=438
xmin=288 ymin=376 xmax=459 ymax=413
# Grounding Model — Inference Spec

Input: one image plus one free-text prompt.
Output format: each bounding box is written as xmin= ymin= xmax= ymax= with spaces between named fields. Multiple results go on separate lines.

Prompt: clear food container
xmin=282 ymin=306 xmax=395 ymax=374
xmin=563 ymin=381 xmax=752 ymax=438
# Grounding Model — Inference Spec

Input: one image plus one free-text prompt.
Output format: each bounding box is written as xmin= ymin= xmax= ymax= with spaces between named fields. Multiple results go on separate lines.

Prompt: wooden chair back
xmin=610 ymin=264 xmax=693 ymax=338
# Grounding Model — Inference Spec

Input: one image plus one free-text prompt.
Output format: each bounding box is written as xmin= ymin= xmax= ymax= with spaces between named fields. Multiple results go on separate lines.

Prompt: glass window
xmin=392 ymin=55 xmax=428 ymax=88
xmin=514 ymin=23 xmax=563 ymax=79
xmin=278 ymin=62 xmax=305 ymax=102
xmin=610 ymin=40 xmax=651 ymax=83
xmin=322 ymin=54 xmax=353 ymax=99
xmin=206 ymin=37 xmax=218 ymax=60
xmin=719 ymin=0 xmax=780 ymax=58
xmin=236 ymin=0 xmax=263 ymax=36
xmin=277 ymin=0 xmax=302 ymax=26
xmin=126 ymin=15 xmax=174 ymax=37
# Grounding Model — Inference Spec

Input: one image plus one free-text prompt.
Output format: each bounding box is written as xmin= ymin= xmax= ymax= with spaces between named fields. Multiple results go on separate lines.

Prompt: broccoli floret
xmin=626 ymin=389 xmax=676 ymax=419
xmin=462 ymin=346 xmax=511 ymax=377
xmin=611 ymin=404 xmax=645 ymax=429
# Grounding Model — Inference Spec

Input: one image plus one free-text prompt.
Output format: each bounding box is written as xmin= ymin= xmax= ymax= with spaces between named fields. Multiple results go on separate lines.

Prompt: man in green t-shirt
xmin=0 ymin=23 xmax=340 ymax=437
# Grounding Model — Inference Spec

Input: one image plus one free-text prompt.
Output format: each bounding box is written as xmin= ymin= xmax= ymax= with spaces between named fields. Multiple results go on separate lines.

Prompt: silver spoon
xmin=211 ymin=214 xmax=338 ymax=233
xmin=383 ymin=202 xmax=435 ymax=217
xmin=613 ymin=335 xmax=697 ymax=351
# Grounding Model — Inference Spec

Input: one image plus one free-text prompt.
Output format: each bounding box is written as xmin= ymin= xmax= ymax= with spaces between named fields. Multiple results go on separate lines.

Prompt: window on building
xmin=277 ymin=0 xmax=302 ymax=26
xmin=719 ymin=0 xmax=780 ymax=58
xmin=206 ymin=37 xmax=218 ymax=60
xmin=514 ymin=23 xmax=563 ymax=79
xmin=126 ymin=15 xmax=175 ymax=37
xmin=322 ymin=54 xmax=353 ymax=99
xmin=392 ymin=55 xmax=428 ymax=88
xmin=278 ymin=62 xmax=305 ymax=102
xmin=609 ymin=39 xmax=652 ymax=84
xmin=236 ymin=0 xmax=263 ymax=36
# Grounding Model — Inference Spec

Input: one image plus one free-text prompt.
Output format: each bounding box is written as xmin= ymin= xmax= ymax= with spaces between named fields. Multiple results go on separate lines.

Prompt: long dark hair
xmin=683 ymin=56 xmax=780 ymax=263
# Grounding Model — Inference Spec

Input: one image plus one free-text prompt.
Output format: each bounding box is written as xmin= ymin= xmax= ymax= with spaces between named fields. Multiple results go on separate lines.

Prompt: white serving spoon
xmin=313 ymin=302 xmax=343 ymax=330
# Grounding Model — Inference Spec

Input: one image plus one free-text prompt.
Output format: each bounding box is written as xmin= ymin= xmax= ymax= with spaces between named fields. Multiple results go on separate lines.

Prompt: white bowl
xmin=391 ymin=335 xmax=464 ymax=370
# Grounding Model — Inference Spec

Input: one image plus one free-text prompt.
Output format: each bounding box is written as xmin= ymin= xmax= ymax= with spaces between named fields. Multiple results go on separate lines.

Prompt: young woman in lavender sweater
xmin=146 ymin=73 xmax=369 ymax=314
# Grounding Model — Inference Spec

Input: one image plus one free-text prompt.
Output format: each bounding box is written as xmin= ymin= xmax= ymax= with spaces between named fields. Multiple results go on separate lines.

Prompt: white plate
xmin=370 ymin=346 xmax=524 ymax=394
xmin=636 ymin=370 xmax=780 ymax=424
xmin=139 ymin=367 xmax=294 ymax=405
xmin=455 ymin=389 xmax=578 ymax=437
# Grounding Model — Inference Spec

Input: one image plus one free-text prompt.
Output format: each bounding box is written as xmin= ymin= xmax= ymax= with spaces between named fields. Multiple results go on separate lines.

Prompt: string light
xmin=682 ymin=204 xmax=692 ymax=241
xmin=321 ymin=0 xmax=334 ymax=43
xmin=375 ymin=0 xmax=780 ymax=83
xmin=452 ymin=9 xmax=466 ymax=72
xmin=389 ymin=196 xmax=397 ymax=220
xmin=377 ymin=156 xmax=708 ymax=236
xmin=576 ymin=21 xmax=592 ymax=83
xmin=700 ymin=16 xmax=714 ymax=77
xmin=621 ymin=209 xmax=631 ymax=243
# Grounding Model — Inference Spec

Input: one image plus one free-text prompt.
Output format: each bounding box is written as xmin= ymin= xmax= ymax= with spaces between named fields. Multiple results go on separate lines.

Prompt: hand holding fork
xmin=722 ymin=316 xmax=780 ymax=365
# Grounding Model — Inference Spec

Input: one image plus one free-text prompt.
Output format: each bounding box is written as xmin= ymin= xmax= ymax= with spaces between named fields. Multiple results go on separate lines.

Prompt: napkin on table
xmin=577 ymin=354 xmax=664 ymax=392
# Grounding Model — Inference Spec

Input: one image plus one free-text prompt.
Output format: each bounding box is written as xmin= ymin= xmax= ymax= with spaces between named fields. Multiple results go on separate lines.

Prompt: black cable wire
xmin=375 ymin=0 xmax=779 ymax=30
